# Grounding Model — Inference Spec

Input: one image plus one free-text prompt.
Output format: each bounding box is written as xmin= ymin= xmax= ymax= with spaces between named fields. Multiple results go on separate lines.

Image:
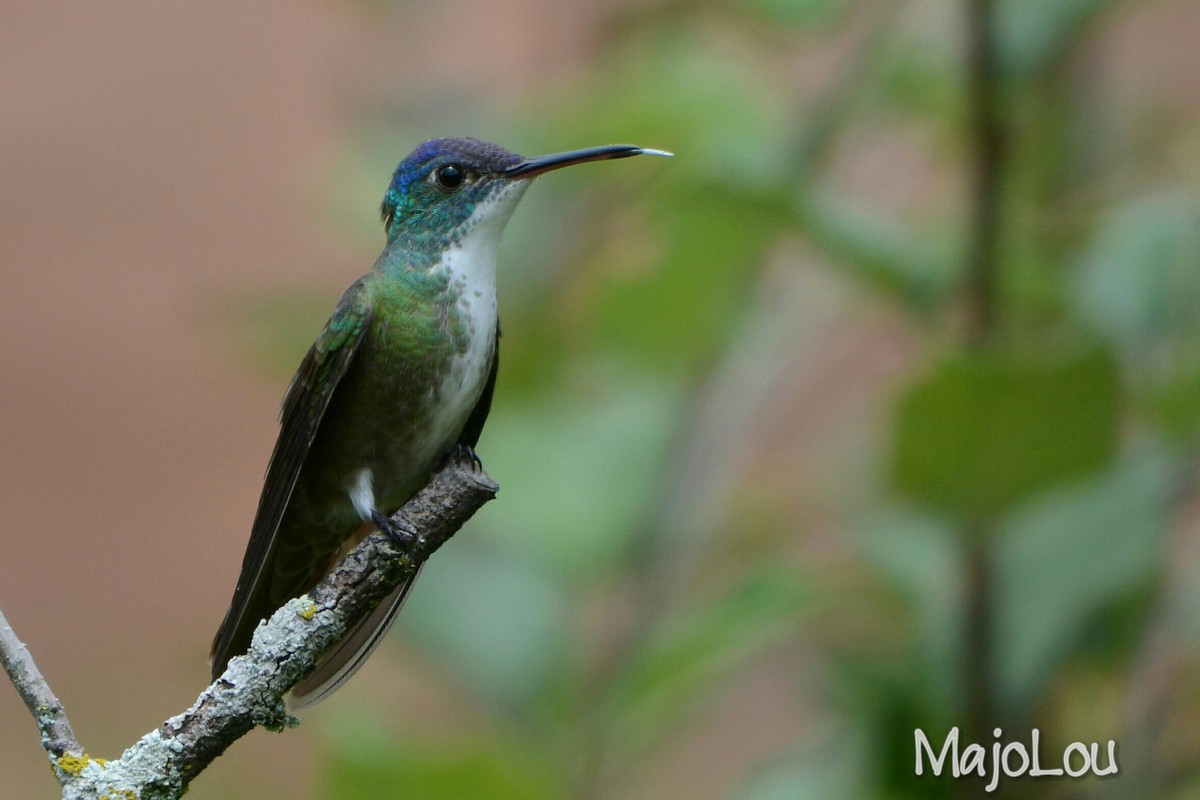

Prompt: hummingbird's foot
xmin=372 ymin=509 xmax=419 ymax=550
xmin=452 ymin=444 xmax=483 ymax=472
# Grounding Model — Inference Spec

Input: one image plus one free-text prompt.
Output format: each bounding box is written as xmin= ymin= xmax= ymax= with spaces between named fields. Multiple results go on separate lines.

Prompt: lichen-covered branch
xmin=0 ymin=455 xmax=498 ymax=800
xmin=0 ymin=609 xmax=83 ymax=766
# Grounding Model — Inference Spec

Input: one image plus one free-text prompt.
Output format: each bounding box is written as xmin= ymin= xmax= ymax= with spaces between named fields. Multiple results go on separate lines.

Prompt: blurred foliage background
xmin=301 ymin=1 xmax=1200 ymax=797
xmin=4 ymin=0 xmax=1200 ymax=798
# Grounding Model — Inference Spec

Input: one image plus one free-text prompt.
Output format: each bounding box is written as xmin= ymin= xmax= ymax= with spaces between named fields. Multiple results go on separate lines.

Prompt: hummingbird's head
xmin=380 ymin=137 xmax=671 ymax=243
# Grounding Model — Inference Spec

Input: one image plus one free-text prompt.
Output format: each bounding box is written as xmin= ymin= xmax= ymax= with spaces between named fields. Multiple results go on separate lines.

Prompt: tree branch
xmin=0 ymin=611 xmax=83 ymax=762
xmin=964 ymin=0 xmax=1004 ymax=347
xmin=961 ymin=0 xmax=1005 ymax=769
xmin=0 ymin=455 xmax=498 ymax=800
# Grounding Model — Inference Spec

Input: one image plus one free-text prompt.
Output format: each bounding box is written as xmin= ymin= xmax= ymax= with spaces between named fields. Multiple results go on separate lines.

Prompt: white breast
xmin=426 ymin=182 xmax=528 ymax=446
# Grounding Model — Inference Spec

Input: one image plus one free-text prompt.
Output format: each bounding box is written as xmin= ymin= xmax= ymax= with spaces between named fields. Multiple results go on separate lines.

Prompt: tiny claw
xmin=453 ymin=444 xmax=483 ymax=472
xmin=372 ymin=509 xmax=418 ymax=549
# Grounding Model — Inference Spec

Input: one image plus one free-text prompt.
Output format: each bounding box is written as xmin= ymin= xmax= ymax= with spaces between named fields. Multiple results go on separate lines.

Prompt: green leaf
xmin=730 ymin=733 xmax=867 ymax=800
xmin=892 ymin=347 xmax=1120 ymax=516
xmin=996 ymin=0 xmax=1120 ymax=79
xmin=994 ymin=447 xmax=1174 ymax=711
xmin=478 ymin=377 xmax=681 ymax=579
xmin=853 ymin=510 xmax=963 ymax=714
xmin=732 ymin=0 xmax=852 ymax=29
xmin=795 ymin=188 xmax=959 ymax=311
xmin=324 ymin=728 xmax=562 ymax=800
xmin=606 ymin=567 xmax=808 ymax=762
xmin=1073 ymin=191 xmax=1200 ymax=348
xmin=541 ymin=25 xmax=792 ymax=192
xmin=878 ymin=44 xmax=965 ymax=123
xmin=399 ymin=543 xmax=571 ymax=709
xmin=1148 ymin=365 xmax=1200 ymax=443
xmin=588 ymin=186 xmax=790 ymax=372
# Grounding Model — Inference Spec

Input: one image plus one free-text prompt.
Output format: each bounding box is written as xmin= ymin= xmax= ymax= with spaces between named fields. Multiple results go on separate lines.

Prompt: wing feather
xmin=288 ymin=326 xmax=500 ymax=705
xmin=210 ymin=278 xmax=374 ymax=679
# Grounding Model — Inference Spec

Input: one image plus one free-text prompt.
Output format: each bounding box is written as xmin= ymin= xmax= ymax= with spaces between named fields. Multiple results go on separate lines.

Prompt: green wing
xmin=210 ymin=278 xmax=374 ymax=678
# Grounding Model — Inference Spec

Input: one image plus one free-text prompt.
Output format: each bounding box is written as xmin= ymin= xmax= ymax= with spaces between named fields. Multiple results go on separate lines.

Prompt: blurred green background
xmin=3 ymin=0 xmax=1200 ymax=798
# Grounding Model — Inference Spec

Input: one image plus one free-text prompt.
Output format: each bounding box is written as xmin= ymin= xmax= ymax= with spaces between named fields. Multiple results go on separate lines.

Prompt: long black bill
xmin=503 ymin=144 xmax=673 ymax=179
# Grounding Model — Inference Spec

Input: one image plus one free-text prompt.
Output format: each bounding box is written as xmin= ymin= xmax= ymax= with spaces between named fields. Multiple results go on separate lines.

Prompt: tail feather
xmin=288 ymin=566 xmax=423 ymax=709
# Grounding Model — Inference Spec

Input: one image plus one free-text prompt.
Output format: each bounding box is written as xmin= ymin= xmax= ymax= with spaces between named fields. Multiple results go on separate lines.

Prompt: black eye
xmin=435 ymin=163 xmax=465 ymax=189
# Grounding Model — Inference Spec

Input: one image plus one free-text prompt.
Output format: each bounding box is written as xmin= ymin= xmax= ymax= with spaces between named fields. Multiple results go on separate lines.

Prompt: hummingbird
xmin=210 ymin=137 xmax=670 ymax=707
